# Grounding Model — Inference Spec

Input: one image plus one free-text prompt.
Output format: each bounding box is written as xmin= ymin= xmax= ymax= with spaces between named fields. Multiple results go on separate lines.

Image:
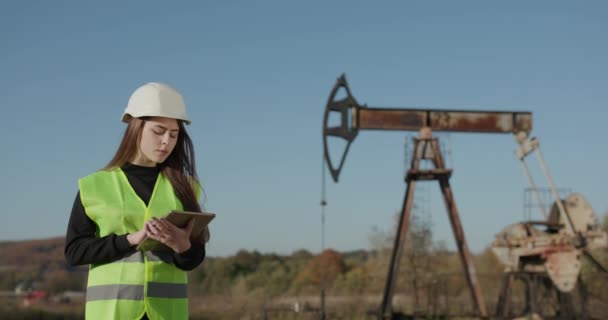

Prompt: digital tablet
xmin=165 ymin=210 xmax=215 ymax=239
xmin=137 ymin=211 xmax=216 ymax=251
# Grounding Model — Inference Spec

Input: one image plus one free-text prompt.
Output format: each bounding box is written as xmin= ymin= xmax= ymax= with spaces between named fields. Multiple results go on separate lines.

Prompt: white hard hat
xmin=122 ymin=82 xmax=191 ymax=125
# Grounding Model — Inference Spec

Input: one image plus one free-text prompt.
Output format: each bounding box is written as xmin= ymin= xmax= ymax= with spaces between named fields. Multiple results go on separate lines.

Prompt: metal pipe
xmin=533 ymin=147 xmax=576 ymax=234
xmin=518 ymin=159 xmax=548 ymax=219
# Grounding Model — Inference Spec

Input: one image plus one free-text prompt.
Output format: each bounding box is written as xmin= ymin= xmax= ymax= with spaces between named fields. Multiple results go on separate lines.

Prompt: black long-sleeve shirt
xmin=65 ymin=163 xmax=205 ymax=271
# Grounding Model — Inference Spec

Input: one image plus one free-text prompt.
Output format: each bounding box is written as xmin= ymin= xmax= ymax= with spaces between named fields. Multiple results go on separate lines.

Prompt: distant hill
xmin=0 ymin=237 xmax=67 ymax=272
xmin=0 ymin=237 xmax=89 ymax=293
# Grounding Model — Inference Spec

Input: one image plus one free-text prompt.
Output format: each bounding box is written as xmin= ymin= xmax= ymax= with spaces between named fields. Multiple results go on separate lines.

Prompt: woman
xmin=65 ymin=82 xmax=208 ymax=320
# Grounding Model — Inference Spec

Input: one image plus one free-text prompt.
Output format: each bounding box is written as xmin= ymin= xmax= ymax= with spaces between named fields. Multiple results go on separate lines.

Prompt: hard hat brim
xmin=121 ymin=113 xmax=192 ymax=125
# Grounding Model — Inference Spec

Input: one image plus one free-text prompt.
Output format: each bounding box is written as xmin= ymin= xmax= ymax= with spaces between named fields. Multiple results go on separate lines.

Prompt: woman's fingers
xmin=150 ymin=218 xmax=171 ymax=233
xmin=156 ymin=218 xmax=174 ymax=231
xmin=144 ymin=217 xmax=191 ymax=252
xmin=146 ymin=219 xmax=166 ymax=242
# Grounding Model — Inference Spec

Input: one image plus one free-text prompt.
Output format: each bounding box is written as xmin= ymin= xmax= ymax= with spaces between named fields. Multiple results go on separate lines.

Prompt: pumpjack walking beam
xmin=323 ymin=74 xmax=532 ymax=319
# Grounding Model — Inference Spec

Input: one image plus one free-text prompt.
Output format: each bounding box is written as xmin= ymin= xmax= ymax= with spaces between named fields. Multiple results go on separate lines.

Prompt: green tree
xmin=334 ymin=264 xmax=370 ymax=294
xmin=231 ymin=249 xmax=262 ymax=277
xmin=245 ymin=257 xmax=292 ymax=296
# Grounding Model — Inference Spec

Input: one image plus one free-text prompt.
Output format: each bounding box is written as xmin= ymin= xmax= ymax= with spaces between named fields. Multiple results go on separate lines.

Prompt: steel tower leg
xmin=379 ymin=130 xmax=487 ymax=319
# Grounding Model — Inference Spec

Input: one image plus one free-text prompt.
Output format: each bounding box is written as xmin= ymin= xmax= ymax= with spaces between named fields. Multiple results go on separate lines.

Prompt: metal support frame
xmin=515 ymin=133 xmax=577 ymax=236
xmin=495 ymin=271 xmax=585 ymax=320
xmin=379 ymin=128 xmax=487 ymax=319
xmin=322 ymin=75 xmax=536 ymax=319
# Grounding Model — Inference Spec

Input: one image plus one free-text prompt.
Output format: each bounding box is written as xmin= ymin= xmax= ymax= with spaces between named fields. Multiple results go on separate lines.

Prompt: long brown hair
xmin=104 ymin=117 xmax=209 ymax=242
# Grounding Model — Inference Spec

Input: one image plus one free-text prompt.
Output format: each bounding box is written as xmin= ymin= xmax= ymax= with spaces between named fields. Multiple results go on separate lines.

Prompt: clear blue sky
xmin=1 ymin=1 xmax=606 ymax=257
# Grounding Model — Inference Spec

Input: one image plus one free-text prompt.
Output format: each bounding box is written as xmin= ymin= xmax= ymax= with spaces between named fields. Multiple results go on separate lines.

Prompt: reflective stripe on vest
xmin=86 ymin=283 xmax=187 ymax=301
xmin=79 ymin=168 xmax=193 ymax=320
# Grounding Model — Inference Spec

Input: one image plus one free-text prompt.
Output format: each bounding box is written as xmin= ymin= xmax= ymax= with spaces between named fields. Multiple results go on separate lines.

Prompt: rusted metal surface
xmin=492 ymin=192 xmax=607 ymax=295
xmin=548 ymin=193 xmax=603 ymax=239
xmin=430 ymin=139 xmax=488 ymax=318
xmin=323 ymin=75 xmax=359 ymax=183
xmin=429 ymin=110 xmax=532 ymax=134
xmin=356 ymin=108 xmax=426 ymax=131
xmin=379 ymin=136 xmax=488 ymax=319
xmin=379 ymin=135 xmax=424 ymax=319
xmin=492 ymin=222 xmax=606 ymax=293
xmin=405 ymin=168 xmax=452 ymax=181
xmin=495 ymin=271 xmax=586 ymax=320
xmin=545 ymin=250 xmax=581 ymax=292
xmin=323 ymin=74 xmax=533 ymax=182
xmin=496 ymin=273 xmax=514 ymax=319
xmin=379 ymin=171 xmax=417 ymax=319
xmin=357 ymin=107 xmax=533 ymax=134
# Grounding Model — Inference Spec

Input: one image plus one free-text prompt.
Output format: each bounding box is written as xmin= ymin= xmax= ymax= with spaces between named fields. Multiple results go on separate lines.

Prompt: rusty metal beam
xmin=323 ymin=74 xmax=533 ymax=182
xmin=356 ymin=107 xmax=532 ymax=134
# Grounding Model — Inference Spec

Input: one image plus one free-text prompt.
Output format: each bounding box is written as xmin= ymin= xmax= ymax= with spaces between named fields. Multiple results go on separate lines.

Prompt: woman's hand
xmin=127 ymin=227 xmax=147 ymax=247
xmin=146 ymin=217 xmax=194 ymax=253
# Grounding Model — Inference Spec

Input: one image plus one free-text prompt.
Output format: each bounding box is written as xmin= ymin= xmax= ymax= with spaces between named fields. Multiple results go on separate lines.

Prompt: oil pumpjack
xmin=323 ymin=74 xmax=531 ymax=319
xmin=322 ymin=74 xmax=607 ymax=319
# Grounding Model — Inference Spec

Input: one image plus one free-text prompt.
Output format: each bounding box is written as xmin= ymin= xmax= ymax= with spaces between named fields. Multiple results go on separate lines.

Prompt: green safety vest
xmin=79 ymin=167 xmax=193 ymax=320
